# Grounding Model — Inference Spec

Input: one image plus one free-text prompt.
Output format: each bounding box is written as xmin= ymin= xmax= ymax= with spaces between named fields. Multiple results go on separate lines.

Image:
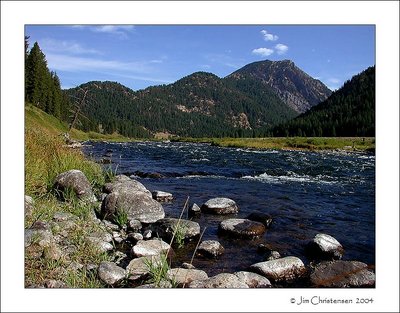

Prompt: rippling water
xmin=82 ymin=141 xmax=375 ymax=276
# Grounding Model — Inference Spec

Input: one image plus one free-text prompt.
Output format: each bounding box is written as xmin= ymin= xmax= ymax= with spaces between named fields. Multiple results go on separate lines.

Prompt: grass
xmin=171 ymin=136 xmax=375 ymax=152
xmin=144 ymin=253 xmax=176 ymax=287
xmin=114 ymin=209 xmax=128 ymax=229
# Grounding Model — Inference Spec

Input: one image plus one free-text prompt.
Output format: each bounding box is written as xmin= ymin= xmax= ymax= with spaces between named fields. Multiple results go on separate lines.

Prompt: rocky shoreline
xmin=25 ymin=170 xmax=375 ymax=288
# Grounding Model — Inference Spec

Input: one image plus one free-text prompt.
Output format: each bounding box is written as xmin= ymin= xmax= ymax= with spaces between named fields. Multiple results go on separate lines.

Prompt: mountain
xmin=64 ymin=60 xmax=334 ymax=138
xmin=272 ymin=66 xmax=375 ymax=137
xmin=227 ymin=60 xmax=332 ymax=113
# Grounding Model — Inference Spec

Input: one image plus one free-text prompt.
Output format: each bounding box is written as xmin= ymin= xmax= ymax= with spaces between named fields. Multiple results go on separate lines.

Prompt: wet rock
xmin=126 ymin=255 xmax=164 ymax=281
xmin=234 ymin=271 xmax=272 ymax=288
xmin=132 ymin=239 xmax=171 ymax=257
xmin=54 ymin=170 xmax=96 ymax=202
xmin=25 ymin=195 xmax=34 ymax=217
xmin=44 ymin=280 xmax=67 ymax=288
xmin=103 ymin=178 xmax=152 ymax=196
xmin=188 ymin=273 xmax=249 ymax=288
xmin=246 ymin=212 xmax=273 ymax=227
xmin=266 ymin=251 xmax=281 ymax=261
xmin=189 ymin=203 xmax=201 ymax=216
xmin=201 ymin=197 xmax=239 ymax=215
xmin=150 ymin=218 xmax=200 ymax=242
xmin=306 ymin=233 xmax=344 ymax=260
xmin=86 ymin=237 xmax=113 ymax=253
xmin=257 ymin=243 xmax=274 ymax=253
xmin=101 ymin=190 xmax=165 ymax=224
xmin=197 ymin=240 xmax=224 ymax=258
xmin=310 ymin=260 xmax=375 ymax=287
xmin=250 ymin=256 xmax=307 ymax=282
xmin=219 ymin=218 xmax=266 ymax=239
xmin=167 ymin=268 xmax=208 ymax=286
xmin=152 ymin=190 xmax=173 ymax=202
xmin=129 ymin=219 xmax=142 ymax=232
xmin=98 ymin=261 xmax=126 ymax=286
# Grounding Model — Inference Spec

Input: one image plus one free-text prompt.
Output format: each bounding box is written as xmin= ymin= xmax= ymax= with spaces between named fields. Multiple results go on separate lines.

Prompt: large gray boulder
xmin=310 ymin=260 xmax=375 ymax=287
xmin=219 ymin=218 xmax=266 ymax=239
xmin=101 ymin=190 xmax=165 ymax=224
xmin=234 ymin=271 xmax=272 ymax=288
xmin=150 ymin=218 xmax=200 ymax=242
xmin=249 ymin=256 xmax=307 ymax=282
xmin=131 ymin=239 xmax=171 ymax=257
xmin=98 ymin=261 xmax=126 ymax=286
xmin=54 ymin=170 xmax=96 ymax=202
xmin=201 ymin=197 xmax=239 ymax=215
xmin=103 ymin=177 xmax=151 ymax=197
xmin=167 ymin=268 xmax=208 ymax=287
xmin=306 ymin=233 xmax=344 ymax=260
xmin=188 ymin=273 xmax=249 ymax=288
xmin=197 ymin=240 xmax=224 ymax=258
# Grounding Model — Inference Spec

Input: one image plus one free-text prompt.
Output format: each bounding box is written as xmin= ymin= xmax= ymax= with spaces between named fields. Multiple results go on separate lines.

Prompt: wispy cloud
xmin=73 ymin=25 xmax=135 ymax=39
xmin=40 ymin=38 xmax=101 ymax=55
xmin=275 ymin=43 xmax=289 ymax=55
xmin=204 ymin=53 xmax=246 ymax=70
xmin=252 ymin=48 xmax=274 ymax=57
xmin=325 ymin=77 xmax=342 ymax=90
xmin=260 ymin=30 xmax=278 ymax=41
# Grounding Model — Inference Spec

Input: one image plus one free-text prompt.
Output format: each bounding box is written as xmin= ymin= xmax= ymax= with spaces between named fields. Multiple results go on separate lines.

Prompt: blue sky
xmin=25 ymin=25 xmax=375 ymax=91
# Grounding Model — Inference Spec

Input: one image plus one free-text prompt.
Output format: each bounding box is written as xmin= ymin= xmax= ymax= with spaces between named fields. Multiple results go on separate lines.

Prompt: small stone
xmin=234 ymin=271 xmax=272 ymax=288
xmin=86 ymin=237 xmax=113 ymax=253
xmin=197 ymin=240 xmax=224 ymax=258
xmin=152 ymin=190 xmax=174 ymax=202
xmin=306 ymin=233 xmax=344 ymax=260
xmin=188 ymin=273 xmax=249 ymax=288
xmin=267 ymin=251 xmax=281 ymax=261
xmin=129 ymin=219 xmax=142 ymax=232
xmin=25 ymin=195 xmax=34 ymax=216
xmin=219 ymin=218 xmax=266 ymax=239
xmin=126 ymin=255 xmax=164 ymax=281
xmin=44 ymin=279 xmax=67 ymax=288
xmin=201 ymin=197 xmax=239 ymax=215
xmin=150 ymin=218 xmax=201 ymax=242
xmin=181 ymin=262 xmax=196 ymax=269
xmin=167 ymin=268 xmax=208 ymax=287
xmin=53 ymin=211 xmax=79 ymax=222
xmin=132 ymin=239 xmax=171 ymax=257
xmin=143 ymin=229 xmax=152 ymax=239
xmin=128 ymin=232 xmax=144 ymax=242
xmin=67 ymin=261 xmax=84 ymax=271
xmin=98 ymin=261 xmax=126 ymax=286
xmin=102 ymin=220 xmax=120 ymax=231
xmin=43 ymin=243 xmax=64 ymax=261
xmin=189 ymin=203 xmax=201 ymax=216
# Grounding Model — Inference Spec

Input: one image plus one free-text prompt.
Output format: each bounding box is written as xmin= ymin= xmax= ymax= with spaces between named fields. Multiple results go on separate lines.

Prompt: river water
xmin=82 ymin=141 xmax=375 ymax=277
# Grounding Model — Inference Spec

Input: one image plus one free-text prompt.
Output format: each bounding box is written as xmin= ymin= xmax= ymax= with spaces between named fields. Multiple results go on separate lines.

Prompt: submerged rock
xmin=152 ymin=191 xmax=173 ymax=202
xmin=234 ymin=271 xmax=272 ymax=288
xmin=306 ymin=233 xmax=344 ymax=260
xmin=167 ymin=268 xmax=208 ymax=286
xmin=150 ymin=218 xmax=200 ymax=242
xmin=98 ymin=261 xmax=126 ymax=286
xmin=249 ymin=256 xmax=307 ymax=282
xmin=188 ymin=273 xmax=249 ymax=288
xmin=197 ymin=240 xmax=224 ymax=258
xmin=219 ymin=218 xmax=266 ymax=239
xmin=310 ymin=260 xmax=375 ymax=287
xmin=201 ymin=197 xmax=239 ymax=215
xmin=54 ymin=169 xmax=96 ymax=202
xmin=246 ymin=212 xmax=273 ymax=227
xmin=131 ymin=238 xmax=171 ymax=257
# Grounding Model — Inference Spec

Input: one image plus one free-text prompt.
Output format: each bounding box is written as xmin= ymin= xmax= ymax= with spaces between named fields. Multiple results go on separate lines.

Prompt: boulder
xmin=197 ymin=240 xmax=224 ymax=258
xmin=101 ymin=190 xmax=165 ymax=224
xmin=306 ymin=233 xmax=344 ymax=260
xmin=310 ymin=260 xmax=375 ymax=287
xmin=201 ymin=197 xmax=239 ymax=215
xmin=103 ymin=178 xmax=151 ymax=197
xmin=250 ymin=256 xmax=307 ymax=282
xmin=53 ymin=170 xmax=96 ymax=202
xmin=219 ymin=218 xmax=266 ymax=239
xmin=246 ymin=212 xmax=273 ymax=227
xmin=234 ymin=271 xmax=272 ymax=288
xmin=126 ymin=255 xmax=164 ymax=281
xmin=189 ymin=203 xmax=201 ymax=216
xmin=152 ymin=191 xmax=173 ymax=202
xmin=98 ymin=261 xmax=126 ymax=286
xmin=131 ymin=239 xmax=171 ymax=257
xmin=167 ymin=268 xmax=208 ymax=287
xmin=188 ymin=273 xmax=249 ymax=288
xmin=150 ymin=218 xmax=200 ymax=242
xmin=25 ymin=195 xmax=34 ymax=217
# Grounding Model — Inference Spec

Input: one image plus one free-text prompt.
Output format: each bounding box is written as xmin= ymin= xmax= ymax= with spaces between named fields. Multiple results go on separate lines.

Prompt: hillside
xmin=64 ymin=60 xmax=335 ymax=138
xmin=272 ymin=66 xmax=375 ymax=137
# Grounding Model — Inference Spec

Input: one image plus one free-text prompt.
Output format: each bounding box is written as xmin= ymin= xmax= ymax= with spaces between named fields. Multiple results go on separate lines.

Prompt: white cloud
xmin=40 ymin=38 xmax=101 ymax=55
xmin=73 ymin=25 xmax=135 ymax=39
xmin=275 ymin=43 xmax=289 ymax=55
xmin=252 ymin=48 xmax=274 ymax=57
xmin=260 ymin=30 xmax=278 ymax=41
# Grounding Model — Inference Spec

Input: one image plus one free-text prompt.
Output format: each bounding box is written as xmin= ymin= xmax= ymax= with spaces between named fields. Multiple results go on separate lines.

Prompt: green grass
xmin=172 ymin=136 xmax=375 ymax=152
